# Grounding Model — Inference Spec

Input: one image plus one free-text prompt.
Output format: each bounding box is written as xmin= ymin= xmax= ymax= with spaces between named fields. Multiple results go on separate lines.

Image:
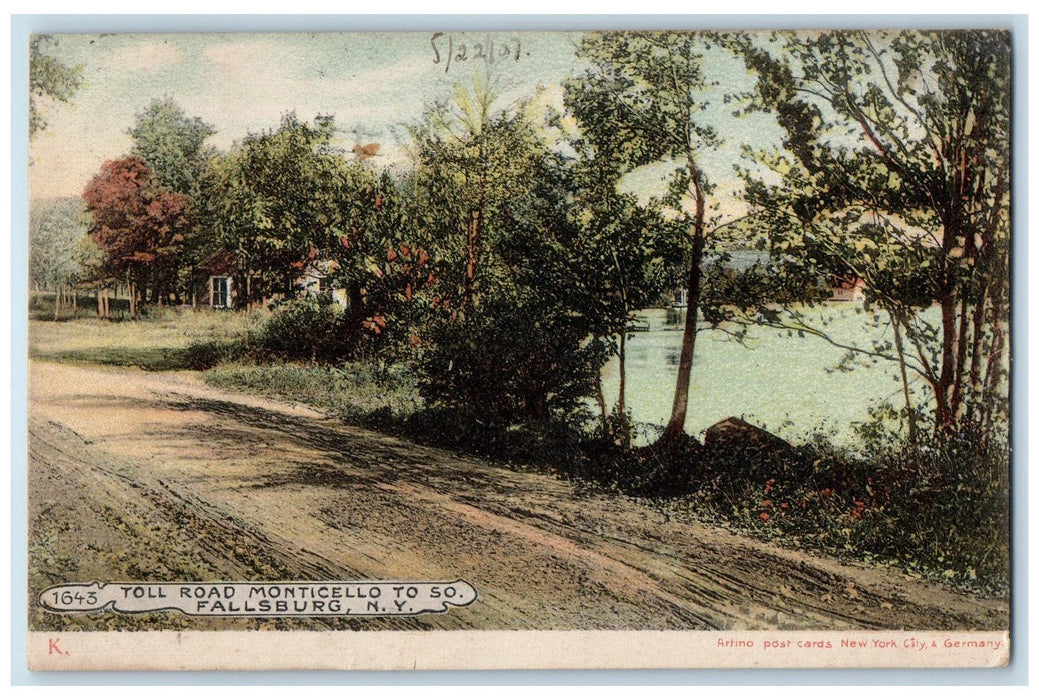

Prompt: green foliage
xmin=29 ymin=198 xmax=88 ymax=291
xmin=29 ymin=36 xmax=82 ymax=137
xmin=73 ymin=234 xmax=108 ymax=287
xmin=252 ymin=295 xmax=360 ymax=365
xmin=205 ymin=113 xmax=350 ymax=303
xmin=567 ymin=32 xmax=722 ymax=173
xmin=578 ymin=433 xmax=705 ymax=497
xmin=129 ymin=98 xmax=216 ymax=198
xmin=735 ymin=30 xmax=1011 ymax=437
xmin=203 ymin=111 xmax=406 ymax=316
xmin=318 ymin=170 xmax=442 ymax=362
xmin=849 ymin=412 xmax=1010 ymax=584
xmin=408 ymin=78 xmax=551 ymax=309
xmin=417 ymin=297 xmax=602 ymax=425
xmin=562 ymin=128 xmax=683 ymax=342
xmin=406 ymin=79 xmax=617 ymax=435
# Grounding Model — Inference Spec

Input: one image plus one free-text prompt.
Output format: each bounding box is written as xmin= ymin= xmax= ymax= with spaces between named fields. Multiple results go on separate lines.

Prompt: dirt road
xmin=27 ymin=360 xmax=1009 ymax=632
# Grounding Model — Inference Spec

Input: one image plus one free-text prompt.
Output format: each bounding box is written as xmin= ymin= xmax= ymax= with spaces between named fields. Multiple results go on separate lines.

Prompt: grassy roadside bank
xmin=28 ymin=308 xmax=266 ymax=370
xmin=27 ymin=309 xmax=1010 ymax=599
xmin=203 ymin=361 xmax=1009 ymax=599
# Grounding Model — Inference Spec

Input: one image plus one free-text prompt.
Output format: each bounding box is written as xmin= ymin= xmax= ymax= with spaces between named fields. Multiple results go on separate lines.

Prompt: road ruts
xmin=27 ymin=360 xmax=1009 ymax=632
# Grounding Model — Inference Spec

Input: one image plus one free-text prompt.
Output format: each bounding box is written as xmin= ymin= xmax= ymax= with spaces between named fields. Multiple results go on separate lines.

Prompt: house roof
xmin=198 ymin=248 xmax=238 ymax=275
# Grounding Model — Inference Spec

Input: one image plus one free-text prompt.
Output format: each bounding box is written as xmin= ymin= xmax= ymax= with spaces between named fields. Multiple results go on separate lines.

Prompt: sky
xmin=28 ymin=30 xmax=780 ymax=215
xmin=29 ymin=31 xmax=580 ymax=199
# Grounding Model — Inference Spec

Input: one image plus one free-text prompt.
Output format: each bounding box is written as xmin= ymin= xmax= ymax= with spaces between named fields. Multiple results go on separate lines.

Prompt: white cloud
xmin=106 ymin=40 xmax=185 ymax=74
xmin=27 ymin=32 xmax=584 ymax=200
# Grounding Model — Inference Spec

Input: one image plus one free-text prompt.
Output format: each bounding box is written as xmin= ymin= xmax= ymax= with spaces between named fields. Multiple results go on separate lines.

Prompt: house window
xmin=211 ymin=276 xmax=230 ymax=308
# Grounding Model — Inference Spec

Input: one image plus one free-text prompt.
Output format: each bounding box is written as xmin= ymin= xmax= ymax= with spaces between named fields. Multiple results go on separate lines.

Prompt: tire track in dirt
xmin=29 ymin=419 xmax=437 ymax=632
xmin=28 ymin=360 xmax=1009 ymax=631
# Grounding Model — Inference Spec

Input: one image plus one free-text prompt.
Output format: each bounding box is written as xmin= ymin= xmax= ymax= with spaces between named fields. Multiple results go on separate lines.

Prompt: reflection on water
xmin=600 ymin=306 xmax=933 ymax=445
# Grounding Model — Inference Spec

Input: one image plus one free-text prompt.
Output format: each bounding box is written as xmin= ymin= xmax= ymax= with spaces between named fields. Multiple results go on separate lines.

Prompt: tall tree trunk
xmin=934 ymin=292 xmax=958 ymax=432
xmin=968 ymin=291 xmax=989 ymax=416
xmin=661 ymin=167 xmax=707 ymax=443
xmin=617 ymin=328 xmax=627 ymax=418
xmin=594 ymin=366 xmax=609 ymax=436
xmin=53 ymin=285 xmax=62 ymax=321
xmin=128 ymin=274 xmax=137 ymax=318
xmin=464 ymin=207 xmax=484 ymax=309
xmin=463 ymin=168 xmax=488 ymax=310
xmin=890 ymin=307 xmax=918 ymax=448
xmin=951 ymin=294 xmax=971 ymax=421
xmin=934 ymin=209 xmax=961 ymax=433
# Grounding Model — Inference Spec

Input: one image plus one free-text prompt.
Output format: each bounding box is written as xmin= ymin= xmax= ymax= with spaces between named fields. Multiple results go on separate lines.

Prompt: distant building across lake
xmin=667 ymin=249 xmax=867 ymax=321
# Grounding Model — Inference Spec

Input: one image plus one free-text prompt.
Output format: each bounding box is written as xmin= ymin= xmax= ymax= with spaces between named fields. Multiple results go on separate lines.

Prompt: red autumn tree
xmin=82 ymin=156 xmax=191 ymax=315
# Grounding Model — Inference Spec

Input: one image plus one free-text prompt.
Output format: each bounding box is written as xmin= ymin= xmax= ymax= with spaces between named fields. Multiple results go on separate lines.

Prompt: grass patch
xmin=203 ymin=360 xmax=1009 ymax=596
xmin=204 ymin=363 xmax=422 ymax=421
xmin=581 ymin=425 xmax=1009 ymax=597
xmin=29 ymin=302 xmax=1007 ymax=598
xmin=29 ymin=308 xmax=265 ymax=370
xmin=204 ymin=362 xmax=587 ymax=470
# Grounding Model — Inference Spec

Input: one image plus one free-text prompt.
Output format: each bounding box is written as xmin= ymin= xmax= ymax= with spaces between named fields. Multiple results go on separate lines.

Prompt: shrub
xmin=852 ymin=422 xmax=1010 ymax=587
xmin=252 ymin=295 xmax=360 ymax=364
xmin=416 ymin=298 xmax=603 ymax=428
xmin=177 ymin=339 xmax=246 ymax=370
xmin=689 ymin=421 xmax=1010 ymax=592
xmin=574 ymin=412 xmax=1009 ymax=592
xmin=576 ymin=433 xmax=705 ymax=497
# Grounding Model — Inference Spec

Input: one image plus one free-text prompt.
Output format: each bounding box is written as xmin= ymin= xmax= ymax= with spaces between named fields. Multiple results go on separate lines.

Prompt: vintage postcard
xmin=24 ymin=26 xmax=1012 ymax=671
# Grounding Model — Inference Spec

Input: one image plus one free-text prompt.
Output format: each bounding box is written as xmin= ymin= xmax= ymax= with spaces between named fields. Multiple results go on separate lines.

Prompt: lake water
xmin=599 ymin=305 xmax=935 ymax=446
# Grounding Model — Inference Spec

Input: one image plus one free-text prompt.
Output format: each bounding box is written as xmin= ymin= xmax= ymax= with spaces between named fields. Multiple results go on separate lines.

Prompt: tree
xmin=206 ymin=113 xmax=347 ymax=306
xmin=82 ymin=156 xmax=191 ymax=317
xmin=29 ymin=35 xmax=82 ymax=138
xmin=567 ymin=31 xmax=737 ymax=443
xmin=408 ymin=79 xmax=607 ymax=425
xmin=285 ymin=160 xmax=441 ymax=359
xmin=415 ymin=149 xmax=606 ymax=426
xmin=736 ymin=30 xmax=1011 ymax=439
xmin=128 ymin=97 xmax=216 ymax=303
xmin=129 ymin=98 xmax=216 ymax=197
xmin=72 ymin=234 xmax=112 ymax=319
xmin=408 ymin=76 xmax=549 ymax=311
xmin=559 ymin=127 xmax=678 ymax=438
xmin=29 ymin=198 xmax=88 ymax=319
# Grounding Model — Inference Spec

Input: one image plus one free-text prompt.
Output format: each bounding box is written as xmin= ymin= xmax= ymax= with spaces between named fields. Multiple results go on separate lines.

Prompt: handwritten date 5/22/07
xmin=431 ymin=33 xmax=523 ymax=73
